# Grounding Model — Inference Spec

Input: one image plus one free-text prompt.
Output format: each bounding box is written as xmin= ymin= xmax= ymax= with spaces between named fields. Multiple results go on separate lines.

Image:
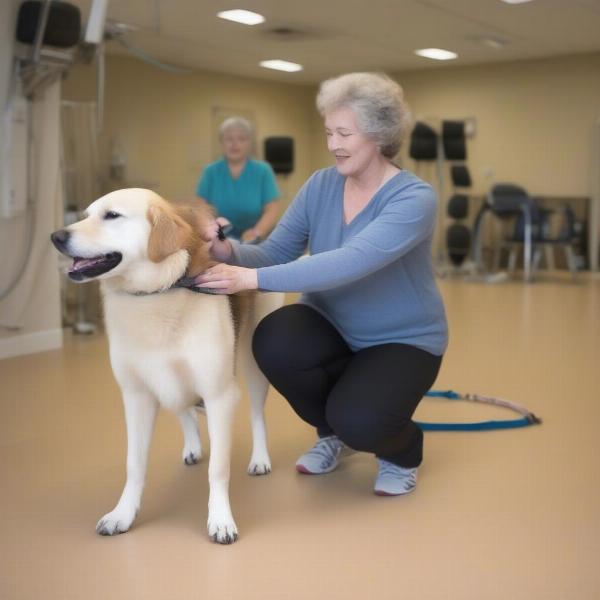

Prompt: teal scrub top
xmin=196 ymin=158 xmax=280 ymax=239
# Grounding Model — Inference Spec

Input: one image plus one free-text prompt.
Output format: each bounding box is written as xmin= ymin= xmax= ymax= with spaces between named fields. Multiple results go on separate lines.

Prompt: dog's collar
xmin=125 ymin=276 xmax=219 ymax=296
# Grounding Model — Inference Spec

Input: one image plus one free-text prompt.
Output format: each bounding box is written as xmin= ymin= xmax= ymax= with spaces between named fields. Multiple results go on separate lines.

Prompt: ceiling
xmin=71 ymin=0 xmax=600 ymax=84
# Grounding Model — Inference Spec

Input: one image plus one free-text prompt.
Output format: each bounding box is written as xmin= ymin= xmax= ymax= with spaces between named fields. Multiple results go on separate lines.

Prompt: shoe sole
xmin=295 ymin=463 xmax=338 ymax=475
xmin=373 ymin=486 xmax=416 ymax=497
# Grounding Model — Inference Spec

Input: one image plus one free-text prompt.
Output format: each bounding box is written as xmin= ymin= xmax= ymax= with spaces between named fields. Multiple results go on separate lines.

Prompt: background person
xmin=195 ymin=73 xmax=448 ymax=497
xmin=196 ymin=117 xmax=280 ymax=241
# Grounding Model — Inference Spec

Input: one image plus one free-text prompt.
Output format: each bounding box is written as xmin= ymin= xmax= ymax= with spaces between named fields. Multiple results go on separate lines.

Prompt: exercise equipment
xmin=446 ymin=168 xmax=472 ymax=267
xmin=442 ymin=121 xmax=467 ymax=161
xmin=410 ymin=119 xmax=473 ymax=271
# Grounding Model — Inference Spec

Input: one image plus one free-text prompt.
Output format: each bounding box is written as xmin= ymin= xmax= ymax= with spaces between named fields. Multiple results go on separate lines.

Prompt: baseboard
xmin=0 ymin=328 xmax=64 ymax=360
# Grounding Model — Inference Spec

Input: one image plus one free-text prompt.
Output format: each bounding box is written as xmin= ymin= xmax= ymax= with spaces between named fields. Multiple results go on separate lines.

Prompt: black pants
xmin=252 ymin=304 xmax=442 ymax=468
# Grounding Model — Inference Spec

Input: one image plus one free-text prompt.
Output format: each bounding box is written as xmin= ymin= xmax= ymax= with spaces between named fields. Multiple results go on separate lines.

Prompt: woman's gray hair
xmin=218 ymin=116 xmax=254 ymax=140
xmin=316 ymin=72 xmax=412 ymax=159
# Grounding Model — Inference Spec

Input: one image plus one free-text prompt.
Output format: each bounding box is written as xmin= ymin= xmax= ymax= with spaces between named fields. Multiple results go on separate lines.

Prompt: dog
xmin=50 ymin=188 xmax=283 ymax=544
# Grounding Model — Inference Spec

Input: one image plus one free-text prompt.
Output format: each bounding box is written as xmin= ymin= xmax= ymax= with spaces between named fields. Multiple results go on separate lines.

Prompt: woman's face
xmin=324 ymin=106 xmax=381 ymax=178
xmin=221 ymin=127 xmax=251 ymax=164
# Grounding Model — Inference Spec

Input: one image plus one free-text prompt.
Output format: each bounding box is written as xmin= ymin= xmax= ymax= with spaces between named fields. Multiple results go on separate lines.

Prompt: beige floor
xmin=1 ymin=273 xmax=599 ymax=600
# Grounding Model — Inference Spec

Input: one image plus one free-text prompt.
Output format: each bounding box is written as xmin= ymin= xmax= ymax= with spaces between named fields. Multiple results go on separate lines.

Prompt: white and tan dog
xmin=51 ymin=188 xmax=282 ymax=544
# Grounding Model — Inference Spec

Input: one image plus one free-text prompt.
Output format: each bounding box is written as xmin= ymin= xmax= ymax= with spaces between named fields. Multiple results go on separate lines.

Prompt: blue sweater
xmin=231 ymin=167 xmax=448 ymax=355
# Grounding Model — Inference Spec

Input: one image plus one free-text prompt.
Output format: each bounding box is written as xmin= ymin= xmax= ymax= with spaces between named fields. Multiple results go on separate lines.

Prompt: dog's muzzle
xmin=50 ymin=229 xmax=123 ymax=281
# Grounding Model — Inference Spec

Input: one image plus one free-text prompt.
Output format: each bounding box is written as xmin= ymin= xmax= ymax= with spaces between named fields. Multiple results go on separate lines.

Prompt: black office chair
xmin=472 ymin=184 xmax=540 ymax=281
xmin=473 ymin=184 xmax=580 ymax=281
xmin=521 ymin=204 xmax=579 ymax=277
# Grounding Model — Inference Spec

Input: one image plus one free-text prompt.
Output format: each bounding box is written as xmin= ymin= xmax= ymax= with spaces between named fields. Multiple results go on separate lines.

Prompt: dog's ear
xmin=174 ymin=204 xmax=212 ymax=276
xmin=147 ymin=204 xmax=192 ymax=262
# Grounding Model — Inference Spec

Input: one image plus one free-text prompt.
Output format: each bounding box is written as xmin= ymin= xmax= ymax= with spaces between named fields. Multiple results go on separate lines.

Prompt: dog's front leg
xmin=204 ymin=385 xmax=239 ymax=544
xmin=240 ymin=347 xmax=271 ymax=475
xmin=242 ymin=291 xmax=283 ymax=475
xmin=96 ymin=388 xmax=158 ymax=536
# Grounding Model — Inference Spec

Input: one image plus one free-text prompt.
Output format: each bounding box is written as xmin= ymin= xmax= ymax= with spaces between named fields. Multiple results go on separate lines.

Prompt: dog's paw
xmin=96 ymin=508 xmax=137 ymax=536
xmin=207 ymin=518 xmax=239 ymax=545
xmin=183 ymin=448 xmax=202 ymax=465
xmin=247 ymin=459 xmax=271 ymax=476
xmin=247 ymin=450 xmax=271 ymax=476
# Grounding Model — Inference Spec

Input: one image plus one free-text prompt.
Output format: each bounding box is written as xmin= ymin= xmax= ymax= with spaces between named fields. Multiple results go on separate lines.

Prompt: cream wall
xmin=395 ymin=52 xmax=600 ymax=198
xmin=310 ymin=109 xmax=334 ymax=172
xmin=68 ymin=52 xmax=600 ymax=210
xmin=397 ymin=52 xmax=600 ymax=270
xmin=62 ymin=56 xmax=319 ymax=209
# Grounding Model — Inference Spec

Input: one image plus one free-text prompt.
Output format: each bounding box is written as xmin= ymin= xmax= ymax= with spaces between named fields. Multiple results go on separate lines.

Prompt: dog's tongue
xmin=70 ymin=256 xmax=103 ymax=272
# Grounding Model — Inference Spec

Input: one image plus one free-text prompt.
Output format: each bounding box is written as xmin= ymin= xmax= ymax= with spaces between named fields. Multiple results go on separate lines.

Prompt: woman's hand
xmin=194 ymin=264 xmax=258 ymax=294
xmin=201 ymin=217 xmax=233 ymax=261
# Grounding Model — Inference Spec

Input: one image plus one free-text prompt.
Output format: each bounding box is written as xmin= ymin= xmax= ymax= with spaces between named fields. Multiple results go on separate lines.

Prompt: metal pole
xmin=31 ymin=0 xmax=52 ymax=65
xmin=523 ymin=207 xmax=532 ymax=282
xmin=96 ymin=42 xmax=105 ymax=132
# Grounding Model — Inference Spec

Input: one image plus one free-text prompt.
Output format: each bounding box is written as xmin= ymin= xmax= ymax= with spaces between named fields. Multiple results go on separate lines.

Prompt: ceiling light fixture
xmin=415 ymin=48 xmax=458 ymax=61
xmin=500 ymin=0 xmax=534 ymax=4
xmin=259 ymin=59 xmax=303 ymax=73
xmin=217 ymin=9 xmax=265 ymax=26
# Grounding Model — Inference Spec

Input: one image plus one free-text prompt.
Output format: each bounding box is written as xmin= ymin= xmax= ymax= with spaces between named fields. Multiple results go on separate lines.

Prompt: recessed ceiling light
xmin=217 ymin=9 xmax=265 ymax=26
xmin=500 ymin=0 xmax=534 ymax=4
xmin=415 ymin=48 xmax=458 ymax=61
xmin=259 ymin=60 xmax=303 ymax=73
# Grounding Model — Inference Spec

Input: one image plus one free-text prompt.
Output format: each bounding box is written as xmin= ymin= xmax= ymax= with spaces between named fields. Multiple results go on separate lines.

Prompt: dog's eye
xmin=104 ymin=211 xmax=122 ymax=220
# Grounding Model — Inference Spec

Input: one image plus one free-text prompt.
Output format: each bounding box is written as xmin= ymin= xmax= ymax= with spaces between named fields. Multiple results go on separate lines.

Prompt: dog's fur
xmin=51 ymin=188 xmax=283 ymax=544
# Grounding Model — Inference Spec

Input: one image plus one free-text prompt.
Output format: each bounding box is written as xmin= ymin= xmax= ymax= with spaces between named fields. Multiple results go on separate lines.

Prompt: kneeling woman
xmin=196 ymin=72 xmax=448 ymax=496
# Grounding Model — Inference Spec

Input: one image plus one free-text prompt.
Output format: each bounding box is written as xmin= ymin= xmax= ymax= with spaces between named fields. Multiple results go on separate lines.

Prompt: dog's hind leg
xmin=204 ymin=384 xmax=239 ymax=544
xmin=96 ymin=388 xmax=158 ymax=536
xmin=178 ymin=407 xmax=202 ymax=465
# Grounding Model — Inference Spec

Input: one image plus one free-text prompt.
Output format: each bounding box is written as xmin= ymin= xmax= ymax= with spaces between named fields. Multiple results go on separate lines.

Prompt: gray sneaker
xmin=295 ymin=435 xmax=346 ymax=474
xmin=374 ymin=458 xmax=418 ymax=496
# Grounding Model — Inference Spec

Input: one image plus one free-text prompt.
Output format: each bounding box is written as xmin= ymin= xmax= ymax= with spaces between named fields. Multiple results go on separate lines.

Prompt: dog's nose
xmin=50 ymin=229 xmax=70 ymax=252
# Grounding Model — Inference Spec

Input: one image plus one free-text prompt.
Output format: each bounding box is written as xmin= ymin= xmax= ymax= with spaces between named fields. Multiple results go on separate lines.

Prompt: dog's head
xmin=50 ymin=189 xmax=212 ymax=288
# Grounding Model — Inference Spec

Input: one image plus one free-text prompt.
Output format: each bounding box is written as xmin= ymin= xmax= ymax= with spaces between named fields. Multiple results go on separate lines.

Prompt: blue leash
xmin=415 ymin=390 xmax=542 ymax=431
